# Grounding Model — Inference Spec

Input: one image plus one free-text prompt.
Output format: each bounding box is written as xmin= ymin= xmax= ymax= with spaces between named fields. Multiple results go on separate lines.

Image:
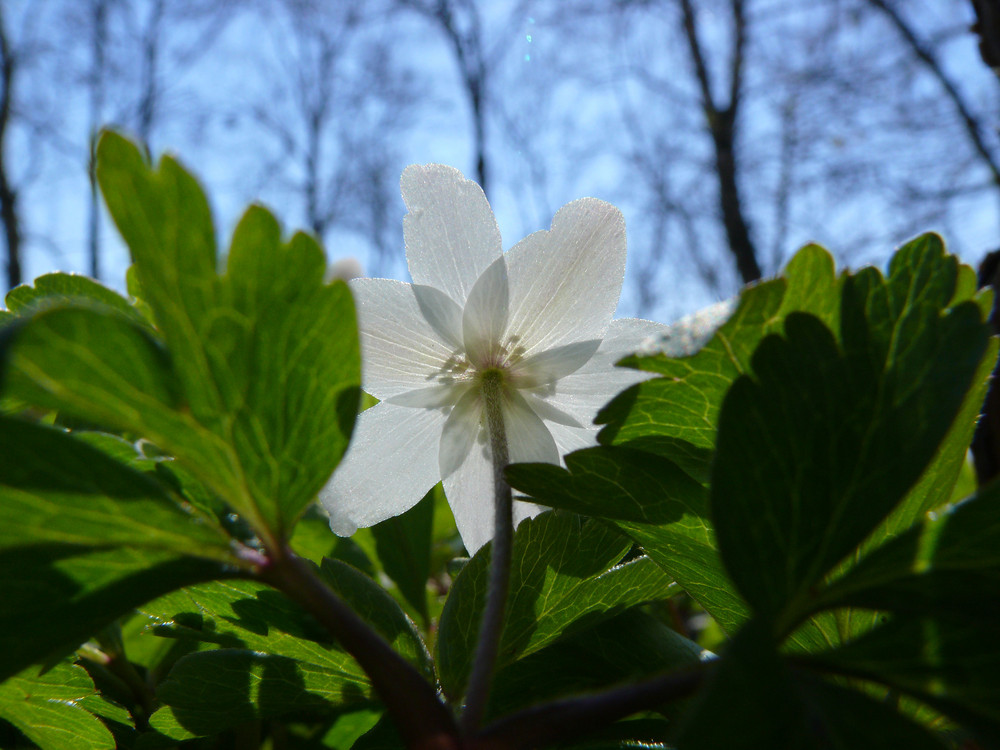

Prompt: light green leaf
xmin=0 ymin=416 xmax=238 ymax=680
xmin=436 ymin=512 xmax=676 ymax=699
xmin=4 ymin=272 xmax=150 ymax=332
xmin=0 ymin=662 xmax=114 ymax=750
xmin=320 ymin=708 xmax=383 ymax=748
xmin=3 ymin=132 xmax=362 ymax=546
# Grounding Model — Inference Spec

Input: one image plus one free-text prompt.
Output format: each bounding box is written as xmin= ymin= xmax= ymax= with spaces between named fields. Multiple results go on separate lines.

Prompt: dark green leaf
xmin=352 ymin=714 xmax=404 ymax=750
xmin=150 ymin=649 xmax=375 ymax=739
xmin=143 ymin=563 xmax=431 ymax=737
xmin=369 ymin=488 xmax=434 ymax=625
xmin=675 ymin=619 xmax=946 ymax=750
xmin=506 ymin=447 xmax=749 ymax=635
xmin=710 ymin=236 xmax=991 ymax=626
xmin=508 ymin=446 xmax=706 ymax=526
xmin=488 ymin=610 xmax=706 ymax=720
xmin=143 ymin=577 xmax=373 ymax=738
xmin=814 ymin=484 xmax=1000 ymax=620
xmin=318 ymin=558 xmax=434 ymax=678
xmin=436 ymin=512 xmax=675 ymax=699
xmin=0 ymin=416 xmax=237 ymax=680
xmin=805 ymin=615 xmax=1000 ymax=748
xmin=0 ymin=662 xmax=115 ymax=750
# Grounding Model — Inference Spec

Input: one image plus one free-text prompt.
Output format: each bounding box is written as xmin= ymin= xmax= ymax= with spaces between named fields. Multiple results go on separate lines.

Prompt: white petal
xmin=540 ymin=318 xmax=669 ymax=425
xmin=462 ymin=255 xmax=509 ymax=367
xmin=442 ymin=440 xmax=552 ymax=554
xmin=512 ymin=499 xmax=548 ymax=529
xmin=439 ymin=387 xmax=484 ymax=479
xmin=319 ymin=402 xmax=445 ymax=535
xmin=386 ymin=384 xmax=465 ymax=409
xmin=657 ymin=298 xmax=737 ymax=358
xmin=546 ymin=421 xmax=601 ymax=457
xmin=520 ymin=392 xmax=584 ymax=428
xmin=352 ymin=278 xmax=460 ymax=399
xmin=504 ymin=198 xmax=626 ymax=356
xmin=413 ymin=284 xmax=464 ymax=350
xmin=503 ymin=390 xmax=560 ymax=466
xmin=578 ymin=318 xmax=670 ymax=372
xmin=402 ymin=164 xmax=503 ymax=305
xmin=442 ymin=389 xmax=559 ymax=554
xmin=511 ymin=339 xmax=601 ymax=389
xmin=442 ymin=436 xmax=495 ymax=554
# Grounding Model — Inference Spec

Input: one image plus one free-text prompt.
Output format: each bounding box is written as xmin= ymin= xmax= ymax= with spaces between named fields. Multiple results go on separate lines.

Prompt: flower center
xmin=477 ymin=366 xmax=507 ymax=393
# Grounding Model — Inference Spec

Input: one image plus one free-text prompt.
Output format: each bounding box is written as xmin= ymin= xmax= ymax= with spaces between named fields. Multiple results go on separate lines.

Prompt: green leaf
xmin=318 ymin=558 xmax=434 ymax=678
xmin=4 ymin=272 xmax=150 ymax=330
xmin=369 ymin=488 xmax=434 ymax=625
xmin=596 ymin=244 xmax=839 ymax=482
xmin=0 ymin=662 xmax=115 ymax=750
xmin=806 ymin=331 xmax=999 ymax=646
xmin=151 ymin=649 xmax=375 ymax=739
xmin=436 ymin=512 xmax=676 ymax=698
xmin=805 ymin=615 xmax=1000 ymax=747
xmin=615 ymin=521 xmax=749 ymax=637
xmin=3 ymin=131 xmax=362 ymax=546
xmin=320 ymin=708 xmax=383 ymax=748
xmin=506 ymin=447 xmax=749 ymax=635
xmin=0 ymin=416 xmax=237 ymax=680
xmin=144 ymin=578 xmax=370 ymax=739
xmin=710 ymin=236 xmax=991 ymax=627
xmin=488 ymin=610 xmax=706 ymax=720
xmin=813 ymin=484 xmax=1000 ymax=620
xmin=144 ymin=562 xmax=432 ymax=737
xmin=675 ymin=620 xmax=947 ymax=750
xmin=508 ymin=446 xmax=706 ymax=526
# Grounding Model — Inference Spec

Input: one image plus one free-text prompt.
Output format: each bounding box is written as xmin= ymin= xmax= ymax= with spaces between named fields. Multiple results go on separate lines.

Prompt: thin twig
xmin=462 ymin=372 xmax=514 ymax=732
xmin=260 ymin=547 xmax=461 ymax=750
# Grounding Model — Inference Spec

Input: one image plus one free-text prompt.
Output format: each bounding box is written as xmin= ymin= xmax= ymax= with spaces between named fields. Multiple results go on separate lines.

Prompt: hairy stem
xmin=462 ymin=372 xmax=514 ymax=732
xmin=260 ymin=547 xmax=460 ymax=750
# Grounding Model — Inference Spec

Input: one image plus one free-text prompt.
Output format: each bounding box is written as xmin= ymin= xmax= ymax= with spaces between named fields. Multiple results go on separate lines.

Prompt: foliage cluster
xmin=0 ymin=133 xmax=998 ymax=749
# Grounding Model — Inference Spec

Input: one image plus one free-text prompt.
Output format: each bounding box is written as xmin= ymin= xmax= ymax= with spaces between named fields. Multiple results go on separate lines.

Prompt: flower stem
xmin=462 ymin=372 xmax=514 ymax=732
xmin=259 ymin=546 xmax=460 ymax=749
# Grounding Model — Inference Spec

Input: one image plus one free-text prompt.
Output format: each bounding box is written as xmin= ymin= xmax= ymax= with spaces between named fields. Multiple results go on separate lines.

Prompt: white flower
xmin=320 ymin=164 xmax=666 ymax=553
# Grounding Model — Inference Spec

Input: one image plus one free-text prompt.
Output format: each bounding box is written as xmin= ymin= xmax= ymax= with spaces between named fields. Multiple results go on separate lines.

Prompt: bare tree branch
xmin=0 ymin=5 xmax=22 ymax=289
xmin=679 ymin=0 xmax=762 ymax=284
xmin=867 ymin=0 xmax=1000 ymax=192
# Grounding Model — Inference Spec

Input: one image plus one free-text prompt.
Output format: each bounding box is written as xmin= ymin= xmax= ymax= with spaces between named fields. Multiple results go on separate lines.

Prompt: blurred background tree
xmin=0 ymin=0 xmax=994 ymax=320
